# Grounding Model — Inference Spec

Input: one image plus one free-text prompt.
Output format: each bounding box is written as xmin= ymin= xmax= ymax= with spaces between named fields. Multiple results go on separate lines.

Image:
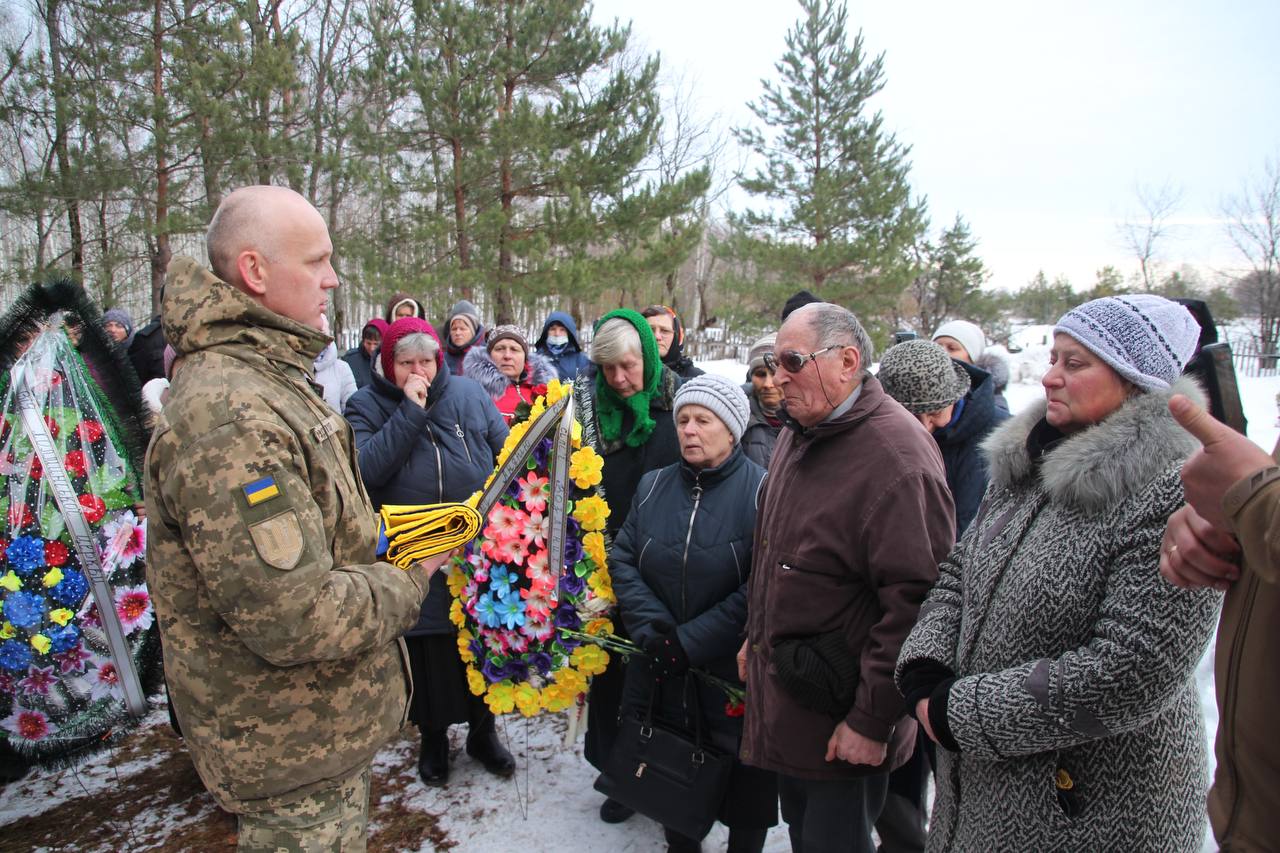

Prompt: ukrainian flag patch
xmin=243 ymin=475 xmax=280 ymax=506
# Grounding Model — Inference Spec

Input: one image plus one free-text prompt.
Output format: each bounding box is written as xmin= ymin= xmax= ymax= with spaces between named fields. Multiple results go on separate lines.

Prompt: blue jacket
xmin=344 ymin=367 xmax=507 ymax=635
xmin=341 ymin=345 xmax=374 ymax=389
xmin=611 ymin=446 xmax=766 ymax=746
xmin=534 ymin=311 xmax=591 ymax=382
xmin=932 ymin=361 xmax=1010 ymax=536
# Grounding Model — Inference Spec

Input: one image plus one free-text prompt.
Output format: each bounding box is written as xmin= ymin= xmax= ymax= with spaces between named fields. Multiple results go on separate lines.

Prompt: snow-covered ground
xmin=4 ymin=354 xmax=1271 ymax=851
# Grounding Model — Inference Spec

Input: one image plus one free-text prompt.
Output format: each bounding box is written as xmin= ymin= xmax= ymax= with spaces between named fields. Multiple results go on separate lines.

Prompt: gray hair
xmin=803 ymin=303 xmax=875 ymax=376
xmin=375 ymin=331 xmax=438 ymax=378
xmin=589 ymin=318 xmax=642 ymax=365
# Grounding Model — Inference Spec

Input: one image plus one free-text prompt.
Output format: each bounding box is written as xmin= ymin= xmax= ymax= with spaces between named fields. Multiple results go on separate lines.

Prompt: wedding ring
xmin=1167 ymin=544 xmax=1178 ymax=556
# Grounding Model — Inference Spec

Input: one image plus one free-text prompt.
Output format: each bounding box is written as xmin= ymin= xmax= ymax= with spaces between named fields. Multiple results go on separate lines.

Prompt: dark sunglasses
xmin=763 ymin=346 xmax=835 ymax=374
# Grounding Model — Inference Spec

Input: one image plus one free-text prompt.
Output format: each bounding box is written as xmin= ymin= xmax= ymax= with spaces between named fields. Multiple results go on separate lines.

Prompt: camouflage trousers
xmin=236 ymin=763 xmax=371 ymax=853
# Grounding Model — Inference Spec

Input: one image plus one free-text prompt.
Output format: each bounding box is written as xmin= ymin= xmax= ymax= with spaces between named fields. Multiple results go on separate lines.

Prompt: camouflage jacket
xmin=145 ymin=257 xmax=430 ymax=812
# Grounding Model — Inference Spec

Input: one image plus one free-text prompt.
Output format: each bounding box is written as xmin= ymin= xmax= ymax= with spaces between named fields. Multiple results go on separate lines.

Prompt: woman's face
xmin=677 ymin=403 xmax=734 ymax=469
xmin=393 ymin=351 xmax=438 ymax=388
xmin=450 ymin=318 xmax=474 ymax=346
xmin=934 ymin=336 xmax=971 ymax=363
xmin=1042 ymin=333 xmax=1132 ymax=433
xmin=914 ymin=404 xmax=955 ymax=434
xmin=490 ymin=340 xmax=526 ymax=380
xmin=602 ymin=351 xmax=645 ymax=398
xmin=393 ymin=302 xmax=416 ymax=320
xmin=750 ymin=365 xmax=782 ymax=409
xmin=104 ymin=321 xmax=128 ymax=343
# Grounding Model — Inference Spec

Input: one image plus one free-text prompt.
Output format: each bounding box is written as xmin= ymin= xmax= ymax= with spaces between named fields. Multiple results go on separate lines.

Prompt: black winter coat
xmin=931 ymin=361 xmax=1010 ymax=536
xmin=344 ymin=367 xmax=507 ymax=635
xmin=533 ymin=311 xmax=591 ymax=382
xmin=741 ymin=390 xmax=782 ymax=469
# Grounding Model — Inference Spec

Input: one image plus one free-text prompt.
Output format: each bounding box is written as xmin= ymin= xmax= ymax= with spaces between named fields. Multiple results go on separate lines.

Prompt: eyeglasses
xmin=763 ymin=346 xmax=835 ymax=374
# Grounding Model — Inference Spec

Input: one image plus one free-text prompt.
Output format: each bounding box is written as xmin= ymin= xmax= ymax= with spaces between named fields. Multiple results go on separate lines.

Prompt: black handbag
xmin=594 ymin=678 xmax=734 ymax=840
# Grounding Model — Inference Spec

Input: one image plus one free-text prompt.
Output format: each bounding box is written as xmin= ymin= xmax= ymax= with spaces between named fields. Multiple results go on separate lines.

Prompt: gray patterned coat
xmin=896 ymin=378 xmax=1221 ymax=852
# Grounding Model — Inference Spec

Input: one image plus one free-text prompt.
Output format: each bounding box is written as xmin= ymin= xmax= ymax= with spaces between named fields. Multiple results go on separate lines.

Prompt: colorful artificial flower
xmin=568 ymin=446 xmax=604 ymax=489
xmin=484 ymin=681 xmax=516 ymax=715
xmin=47 ymin=623 xmax=79 ymax=653
xmin=54 ymin=643 xmax=90 ymax=674
xmin=30 ymin=634 xmax=51 ymax=654
xmin=457 ymin=629 xmax=476 ymax=663
xmin=516 ymin=473 xmax=550 ymax=514
xmin=113 ymin=585 xmax=153 ymax=634
xmin=63 ymin=449 xmax=88 ymax=477
xmin=5 ymin=536 xmax=45 ymax=576
xmin=570 ymin=644 xmax=609 ymax=677
xmin=43 ymin=540 xmax=69 ymax=567
xmin=587 ymin=570 xmax=616 ymax=604
xmin=88 ymin=661 xmax=121 ymax=701
xmin=493 ymin=593 xmax=526 ymax=630
xmin=585 ymin=618 xmax=614 ymax=637
xmin=572 ymin=496 xmax=609 ymax=532
xmin=555 ymin=666 xmax=586 ymax=696
xmin=513 ymin=681 xmax=541 ymax=717
xmin=1 ymin=707 xmax=57 ymax=741
xmin=18 ymin=665 xmax=57 ymax=697
xmin=6 ymin=503 xmax=34 ymax=530
xmin=0 ymin=572 xmax=20 ymax=593
xmin=582 ymin=531 xmax=607 ymax=569
xmin=78 ymin=494 xmax=106 ymax=524
xmin=100 ymin=511 xmax=146 ymax=570
xmin=448 ymin=597 xmax=466 ymax=628
xmin=466 ymin=666 xmax=486 ymax=697
xmin=51 ymin=569 xmax=88 ymax=607
xmin=0 ymin=622 xmax=14 ymax=639
xmin=0 ymin=640 xmax=32 ymax=672
xmin=76 ymin=420 xmax=104 ymax=443
xmin=42 ymin=567 xmax=63 ymax=588
xmin=4 ymin=591 xmax=46 ymax=630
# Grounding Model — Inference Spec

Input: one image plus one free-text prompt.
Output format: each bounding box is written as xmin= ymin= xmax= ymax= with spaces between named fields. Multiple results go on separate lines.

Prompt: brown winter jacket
xmin=740 ymin=377 xmax=955 ymax=781
xmin=1210 ymin=437 xmax=1280 ymax=852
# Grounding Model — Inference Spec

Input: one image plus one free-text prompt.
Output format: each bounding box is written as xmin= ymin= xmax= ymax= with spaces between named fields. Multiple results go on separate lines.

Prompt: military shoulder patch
xmin=248 ymin=510 xmax=305 ymax=571
xmin=242 ymin=475 xmax=280 ymax=506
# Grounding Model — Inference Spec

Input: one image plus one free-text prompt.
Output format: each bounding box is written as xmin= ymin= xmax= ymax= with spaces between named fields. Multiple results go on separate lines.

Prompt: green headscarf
xmin=593 ymin=308 xmax=663 ymax=447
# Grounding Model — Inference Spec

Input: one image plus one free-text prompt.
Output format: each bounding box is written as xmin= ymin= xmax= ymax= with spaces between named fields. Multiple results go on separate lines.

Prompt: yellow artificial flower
xmin=555 ymin=666 xmax=587 ymax=696
xmin=544 ymin=379 xmax=568 ymax=405
xmin=571 ymin=644 xmax=609 ymax=677
xmin=0 ymin=622 xmax=15 ymax=640
xmin=457 ymin=629 xmax=476 ymax=663
xmin=582 ymin=531 xmax=607 ymax=568
xmin=30 ymin=634 xmax=51 ymax=654
xmin=0 ymin=572 xmax=20 ymax=592
xmin=466 ymin=666 xmax=487 ymax=697
xmin=528 ymin=398 xmax=546 ymax=422
xmin=446 ymin=565 xmax=469 ymax=597
xmin=541 ymin=681 xmax=574 ymax=712
xmin=513 ymin=681 xmax=542 ymax=717
xmin=571 ymin=420 xmax=582 ymax=447
xmin=49 ymin=608 xmax=74 ymax=627
xmin=42 ymin=567 xmax=64 ymax=588
xmin=572 ymin=495 xmax=610 ymax=532
xmin=585 ymin=618 xmax=614 ymax=637
xmin=587 ymin=569 xmax=616 ymax=603
xmin=485 ymin=680 xmax=516 ymax=715
xmin=568 ymin=446 xmax=604 ymax=489
xmin=449 ymin=597 xmax=466 ymax=628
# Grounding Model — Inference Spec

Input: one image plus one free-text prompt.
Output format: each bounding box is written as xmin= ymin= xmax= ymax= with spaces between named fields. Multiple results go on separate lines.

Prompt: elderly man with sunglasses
xmin=738 ymin=303 xmax=955 ymax=853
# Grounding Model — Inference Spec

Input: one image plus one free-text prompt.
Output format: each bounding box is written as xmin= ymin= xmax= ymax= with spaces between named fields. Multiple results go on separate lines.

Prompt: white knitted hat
xmin=932 ymin=320 xmax=986 ymax=362
xmin=1054 ymin=294 xmax=1200 ymax=392
xmin=673 ymin=374 xmax=750 ymax=443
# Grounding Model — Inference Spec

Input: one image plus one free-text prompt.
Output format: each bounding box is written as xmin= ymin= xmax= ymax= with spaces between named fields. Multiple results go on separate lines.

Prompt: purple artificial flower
xmin=527 ymin=651 xmax=553 ymax=676
xmin=553 ymin=604 xmax=581 ymax=631
xmin=481 ymin=658 xmax=509 ymax=683
xmin=505 ymin=659 xmax=530 ymax=683
xmin=18 ymin=665 xmax=57 ymax=697
xmin=55 ymin=642 xmax=91 ymax=674
xmin=559 ymin=572 xmax=585 ymax=597
xmin=562 ymin=535 xmax=584 ymax=567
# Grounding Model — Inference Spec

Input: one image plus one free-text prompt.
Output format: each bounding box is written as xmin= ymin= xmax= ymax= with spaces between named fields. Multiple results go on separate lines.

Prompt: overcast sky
xmin=590 ymin=0 xmax=1280 ymax=293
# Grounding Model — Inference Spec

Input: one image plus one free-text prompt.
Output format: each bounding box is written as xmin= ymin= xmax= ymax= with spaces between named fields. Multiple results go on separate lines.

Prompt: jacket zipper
xmin=425 ymin=424 xmax=444 ymax=501
xmin=680 ymin=477 xmax=704 ymax=621
xmin=456 ymin=423 xmax=473 ymax=465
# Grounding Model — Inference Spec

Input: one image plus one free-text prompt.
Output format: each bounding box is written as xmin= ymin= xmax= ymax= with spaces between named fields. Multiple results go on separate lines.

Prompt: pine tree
xmin=899 ymin=215 xmax=990 ymax=336
xmin=728 ymin=0 xmax=925 ymax=333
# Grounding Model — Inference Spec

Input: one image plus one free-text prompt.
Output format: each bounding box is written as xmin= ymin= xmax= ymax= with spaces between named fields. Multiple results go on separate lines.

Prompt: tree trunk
xmin=46 ymin=0 xmax=84 ymax=277
xmin=150 ymin=0 xmax=171 ymax=307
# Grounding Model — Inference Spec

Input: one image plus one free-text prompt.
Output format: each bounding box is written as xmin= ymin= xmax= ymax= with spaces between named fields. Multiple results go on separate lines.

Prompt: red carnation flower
xmin=724 ymin=700 xmax=745 ymax=718
xmin=78 ymin=494 xmax=106 ymax=523
xmin=43 ymin=416 xmax=59 ymax=439
xmin=64 ymin=450 xmax=88 ymax=478
xmin=0 ymin=539 xmax=8 ymax=562
xmin=76 ymin=420 xmax=104 ymax=444
xmin=45 ymin=541 xmax=69 ymax=567
xmin=28 ymin=458 xmax=43 ymax=480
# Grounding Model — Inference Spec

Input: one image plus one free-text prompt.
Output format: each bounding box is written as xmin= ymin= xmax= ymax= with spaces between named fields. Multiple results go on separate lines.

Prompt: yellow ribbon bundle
xmin=379 ymin=502 xmax=483 ymax=570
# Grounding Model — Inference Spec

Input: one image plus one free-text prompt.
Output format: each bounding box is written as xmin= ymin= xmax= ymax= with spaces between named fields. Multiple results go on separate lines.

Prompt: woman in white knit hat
xmin=898 ymin=295 xmax=1222 ymax=851
xmin=607 ymin=373 xmax=778 ymax=853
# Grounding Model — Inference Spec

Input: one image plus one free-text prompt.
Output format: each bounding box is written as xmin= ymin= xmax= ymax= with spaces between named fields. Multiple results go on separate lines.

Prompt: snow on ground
xmin=4 ymin=356 xmax=1270 ymax=851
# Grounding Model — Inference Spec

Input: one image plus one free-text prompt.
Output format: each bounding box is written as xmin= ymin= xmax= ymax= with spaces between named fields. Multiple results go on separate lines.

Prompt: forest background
xmin=1 ymin=0 xmax=1277 ymax=358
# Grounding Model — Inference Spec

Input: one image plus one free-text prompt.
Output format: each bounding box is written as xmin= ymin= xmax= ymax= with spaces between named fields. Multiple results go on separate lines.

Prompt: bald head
xmin=207 ymin=186 xmax=317 ymax=287
xmin=206 ymin=185 xmax=338 ymax=330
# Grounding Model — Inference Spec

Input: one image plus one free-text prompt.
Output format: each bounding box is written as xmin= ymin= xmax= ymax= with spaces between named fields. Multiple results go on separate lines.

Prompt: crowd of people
xmin=48 ymin=186 xmax=1276 ymax=852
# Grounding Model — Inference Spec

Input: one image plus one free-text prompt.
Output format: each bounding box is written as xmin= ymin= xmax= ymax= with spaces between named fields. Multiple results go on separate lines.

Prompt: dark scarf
xmin=594 ymin=308 xmax=662 ymax=447
xmin=1026 ymin=417 xmax=1069 ymax=469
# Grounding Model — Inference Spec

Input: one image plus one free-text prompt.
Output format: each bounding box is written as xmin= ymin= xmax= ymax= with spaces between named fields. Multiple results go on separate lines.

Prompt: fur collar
xmin=462 ymin=345 xmax=556 ymax=397
xmin=983 ymin=376 xmax=1206 ymax=512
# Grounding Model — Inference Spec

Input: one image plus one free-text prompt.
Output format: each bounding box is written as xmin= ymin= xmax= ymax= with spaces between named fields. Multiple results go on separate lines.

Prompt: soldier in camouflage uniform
xmin=145 ymin=186 xmax=448 ymax=852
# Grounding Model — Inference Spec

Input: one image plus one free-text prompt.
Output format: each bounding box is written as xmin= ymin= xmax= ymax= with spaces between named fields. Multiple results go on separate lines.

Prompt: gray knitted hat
xmin=673 ymin=374 xmax=750 ymax=443
xmin=877 ymin=339 xmax=971 ymax=414
xmin=747 ymin=333 xmax=777 ymax=371
xmin=1054 ymin=294 xmax=1200 ymax=392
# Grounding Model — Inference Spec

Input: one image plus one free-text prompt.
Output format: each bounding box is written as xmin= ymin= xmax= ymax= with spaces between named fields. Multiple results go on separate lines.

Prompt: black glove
xmin=644 ymin=629 xmax=690 ymax=678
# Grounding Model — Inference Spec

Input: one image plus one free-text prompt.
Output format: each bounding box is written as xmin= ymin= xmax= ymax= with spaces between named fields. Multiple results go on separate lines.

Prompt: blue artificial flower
xmin=532 ymin=437 xmax=553 ymax=469
xmin=6 ymin=536 xmax=45 ymax=577
xmin=52 ymin=569 xmax=88 ymax=607
xmin=559 ymin=572 xmax=585 ymax=597
xmin=489 ymin=566 xmax=514 ymax=599
xmin=0 ymin=640 xmax=31 ymax=672
xmin=494 ymin=592 xmax=526 ymax=630
xmin=47 ymin=623 xmax=80 ymax=654
xmin=553 ymin=604 xmax=581 ymax=630
xmin=476 ymin=592 xmax=501 ymax=629
xmin=3 ymin=591 xmax=46 ymax=630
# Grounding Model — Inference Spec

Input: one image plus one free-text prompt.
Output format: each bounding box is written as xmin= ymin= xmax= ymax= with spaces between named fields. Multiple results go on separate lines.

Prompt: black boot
xmin=465 ymin=710 xmax=515 ymax=777
xmin=417 ymin=728 xmax=450 ymax=787
xmin=726 ymin=826 xmax=767 ymax=853
xmin=599 ymin=797 xmax=636 ymax=823
xmin=663 ymin=826 xmax=702 ymax=852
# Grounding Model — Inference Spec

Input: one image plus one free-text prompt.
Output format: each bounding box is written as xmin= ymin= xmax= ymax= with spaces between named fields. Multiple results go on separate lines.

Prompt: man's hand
xmin=916 ymin=698 xmax=938 ymax=744
xmin=1171 ymin=394 xmax=1274 ymax=530
xmin=403 ymin=374 xmax=430 ymax=408
xmin=414 ymin=548 xmax=456 ymax=580
xmin=824 ymin=721 xmax=887 ymax=766
xmin=736 ymin=639 xmax=749 ymax=682
xmin=1160 ymin=504 xmax=1240 ymax=591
